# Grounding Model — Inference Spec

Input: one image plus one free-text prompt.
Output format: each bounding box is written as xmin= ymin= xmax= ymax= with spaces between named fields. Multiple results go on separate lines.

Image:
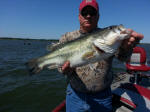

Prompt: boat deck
xmin=52 ymin=72 xmax=150 ymax=112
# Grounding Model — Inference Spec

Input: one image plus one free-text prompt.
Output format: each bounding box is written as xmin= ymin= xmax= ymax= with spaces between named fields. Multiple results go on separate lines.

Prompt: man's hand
xmin=121 ymin=29 xmax=144 ymax=49
xmin=61 ymin=61 xmax=75 ymax=74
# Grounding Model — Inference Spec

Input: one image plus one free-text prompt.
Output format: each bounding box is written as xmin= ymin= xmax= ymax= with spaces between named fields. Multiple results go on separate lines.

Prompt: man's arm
xmin=115 ymin=45 xmax=133 ymax=61
xmin=58 ymin=32 xmax=77 ymax=75
xmin=115 ymin=29 xmax=144 ymax=61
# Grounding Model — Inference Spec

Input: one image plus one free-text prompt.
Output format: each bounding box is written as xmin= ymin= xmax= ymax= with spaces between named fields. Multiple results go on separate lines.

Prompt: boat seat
xmin=115 ymin=106 xmax=132 ymax=112
xmin=126 ymin=46 xmax=150 ymax=72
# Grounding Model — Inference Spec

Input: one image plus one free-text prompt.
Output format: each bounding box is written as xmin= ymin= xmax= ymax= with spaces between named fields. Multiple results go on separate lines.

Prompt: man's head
xmin=79 ymin=0 xmax=99 ymax=33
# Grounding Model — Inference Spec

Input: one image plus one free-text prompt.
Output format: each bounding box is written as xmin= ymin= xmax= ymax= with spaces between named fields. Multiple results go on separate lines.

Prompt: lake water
xmin=0 ymin=39 xmax=150 ymax=112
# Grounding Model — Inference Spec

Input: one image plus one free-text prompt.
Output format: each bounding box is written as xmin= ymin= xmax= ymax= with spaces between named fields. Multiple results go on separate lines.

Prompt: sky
xmin=0 ymin=0 xmax=150 ymax=43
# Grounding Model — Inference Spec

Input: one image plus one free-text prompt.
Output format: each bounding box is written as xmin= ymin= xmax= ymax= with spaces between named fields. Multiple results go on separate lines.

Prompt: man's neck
xmin=79 ymin=27 xmax=98 ymax=34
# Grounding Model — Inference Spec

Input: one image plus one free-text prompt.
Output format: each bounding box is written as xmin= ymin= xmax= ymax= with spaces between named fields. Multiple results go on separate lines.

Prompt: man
xmin=59 ymin=0 xmax=144 ymax=112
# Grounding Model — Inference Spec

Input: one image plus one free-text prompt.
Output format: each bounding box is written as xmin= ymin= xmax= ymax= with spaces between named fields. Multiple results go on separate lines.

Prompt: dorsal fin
xmin=46 ymin=34 xmax=87 ymax=52
xmin=46 ymin=29 xmax=102 ymax=52
xmin=47 ymin=42 xmax=62 ymax=51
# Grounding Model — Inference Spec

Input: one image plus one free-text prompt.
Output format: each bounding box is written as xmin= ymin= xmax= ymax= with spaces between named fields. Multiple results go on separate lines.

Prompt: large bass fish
xmin=26 ymin=25 xmax=131 ymax=74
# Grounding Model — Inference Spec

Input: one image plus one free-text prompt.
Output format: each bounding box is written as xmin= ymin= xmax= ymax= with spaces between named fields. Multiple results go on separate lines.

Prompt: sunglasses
xmin=81 ymin=9 xmax=97 ymax=17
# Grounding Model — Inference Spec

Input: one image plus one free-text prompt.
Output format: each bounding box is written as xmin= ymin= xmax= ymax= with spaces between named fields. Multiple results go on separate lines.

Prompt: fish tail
xmin=25 ymin=58 xmax=42 ymax=75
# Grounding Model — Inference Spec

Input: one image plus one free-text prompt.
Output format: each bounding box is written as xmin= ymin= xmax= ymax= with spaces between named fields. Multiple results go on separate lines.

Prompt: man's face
xmin=79 ymin=6 xmax=99 ymax=31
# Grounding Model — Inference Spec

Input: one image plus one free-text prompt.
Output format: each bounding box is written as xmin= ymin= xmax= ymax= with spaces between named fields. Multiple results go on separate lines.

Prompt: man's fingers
xmin=122 ymin=29 xmax=144 ymax=40
xmin=131 ymin=32 xmax=144 ymax=40
xmin=127 ymin=29 xmax=133 ymax=32
xmin=129 ymin=37 xmax=135 ymax=43
xmin=127 ymin=29 xmax=144 ymax=40
xmin=62 ymin=61 xmax=70 ymax=72
xmin=121 ymin=29 xmax=144 ymax=49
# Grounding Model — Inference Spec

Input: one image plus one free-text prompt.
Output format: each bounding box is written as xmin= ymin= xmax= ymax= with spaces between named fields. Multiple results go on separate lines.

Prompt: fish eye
xmin=118 ymin=24 xmax=124 ymax=31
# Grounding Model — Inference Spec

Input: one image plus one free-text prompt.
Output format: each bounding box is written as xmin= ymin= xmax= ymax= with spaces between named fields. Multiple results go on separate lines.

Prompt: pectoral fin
xmin=82 ymin=51 xmax=95 ymax=60
xmin=92 ymin=44 xmax=105 ymax=54
xmin=47 ymin=42 xmax=62 ymax=51
xmin=47 ymin=64 xmax=58 ymax=69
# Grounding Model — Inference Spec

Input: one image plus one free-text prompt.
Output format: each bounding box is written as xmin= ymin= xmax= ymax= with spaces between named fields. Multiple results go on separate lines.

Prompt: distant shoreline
xmin=0 ymin=37 xmax=149 ymax=44
xmin=0 ymin=37 xmax=59 ymax=42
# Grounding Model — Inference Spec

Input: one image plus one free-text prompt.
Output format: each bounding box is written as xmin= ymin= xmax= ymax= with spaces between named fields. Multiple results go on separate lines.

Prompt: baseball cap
xmin=79 ymin=0 xmax=99 ymax=12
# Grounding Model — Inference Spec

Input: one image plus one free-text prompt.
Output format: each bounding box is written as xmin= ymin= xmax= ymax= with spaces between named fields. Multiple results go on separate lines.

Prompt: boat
xmin=52 ymin=46 xmax=150 ymax=112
